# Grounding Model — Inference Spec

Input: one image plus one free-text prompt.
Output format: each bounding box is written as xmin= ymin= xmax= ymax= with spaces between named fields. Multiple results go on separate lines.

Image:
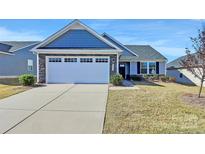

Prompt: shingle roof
xmin=167 ymin=54 xmax=199 ymax=69
xmin=123 ymin=45 xmax=167 ymax=61
xmin=166 ymin=56 xmax=185 ymax=69
xmin=0 ymin=41 xmax=39 ymax=53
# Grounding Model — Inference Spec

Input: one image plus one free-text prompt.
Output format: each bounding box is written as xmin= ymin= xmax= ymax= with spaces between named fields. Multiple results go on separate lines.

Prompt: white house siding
xmin=159 ymin=61 xmax=166 ymax=75
xmin=130 ymin=62 xmax=137 ymax=75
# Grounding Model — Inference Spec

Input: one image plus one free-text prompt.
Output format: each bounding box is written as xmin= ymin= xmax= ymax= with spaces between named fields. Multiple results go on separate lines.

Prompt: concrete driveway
xmin=0 ymin=84 xmax=108 ymax=134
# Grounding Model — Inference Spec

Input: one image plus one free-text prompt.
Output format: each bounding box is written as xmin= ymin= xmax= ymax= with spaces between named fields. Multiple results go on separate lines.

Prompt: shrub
xmin=130 ymin=75 xmax=142 ymax=81
xmin=111 ymin=74 xmax=123 ymax=86
xmin=19 ymin=74 xmax=35 ymax=86
xmin=143 ymin=75 xmax=159 ymax=81
xmin=152 ymin=74 xmax=159 ymax=80
xmin=160 ymin=76 xmax=169 ymax=82
xmin=169 ymin=77 xmax=176 ymax=82
xmin=143 ymin=74 xmax=149 ymax=80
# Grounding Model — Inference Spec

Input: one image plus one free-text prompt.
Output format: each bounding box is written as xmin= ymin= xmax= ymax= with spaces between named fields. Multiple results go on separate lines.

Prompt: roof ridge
xmin=124 ymin=44 xmax=150 ymax=46
xmin=0 ymin=41 xmax=40 ymax=42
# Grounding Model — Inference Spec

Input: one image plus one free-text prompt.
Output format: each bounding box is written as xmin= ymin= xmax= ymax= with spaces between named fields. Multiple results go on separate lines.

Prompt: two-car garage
xmin=33 ymin=20 xmax=121 ymax=84
xmin=46 ymin=56 xmax=110 ymax=84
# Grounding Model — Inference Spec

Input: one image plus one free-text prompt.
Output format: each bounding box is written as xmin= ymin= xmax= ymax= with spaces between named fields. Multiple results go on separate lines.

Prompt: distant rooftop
xmin=0 ymin=41 xmax=39 ymax=53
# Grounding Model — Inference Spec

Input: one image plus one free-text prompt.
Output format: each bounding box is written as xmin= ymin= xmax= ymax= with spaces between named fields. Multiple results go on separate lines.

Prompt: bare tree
xmin=180 ymin=29 xmax=205 ymax=98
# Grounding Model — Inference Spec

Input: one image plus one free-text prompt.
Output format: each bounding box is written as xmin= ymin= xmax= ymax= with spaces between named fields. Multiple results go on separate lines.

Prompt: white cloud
xmin=0 ymin=27 xmax=44 ymax=41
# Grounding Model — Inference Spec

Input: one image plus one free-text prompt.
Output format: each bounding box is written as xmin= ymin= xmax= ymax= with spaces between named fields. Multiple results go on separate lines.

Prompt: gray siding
xmin=130 ymin=62 xmax=137 ymax=75
xmin=159 ymin=61 xmax=166 ymax=75
xmin=0 ymin=45 xmax=37 ymax=76
xmin=167 ymin=69 xmax=195 ymax=85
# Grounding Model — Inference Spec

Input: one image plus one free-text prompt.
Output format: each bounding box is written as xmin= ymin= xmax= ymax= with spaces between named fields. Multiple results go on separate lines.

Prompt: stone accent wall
xmin=109 ymin=54 xmax=117 ymax=76
xmin=39 ymin=54 xmax=46 ymax=83
xmin=38 ymin=54 xmax=118 ymax=83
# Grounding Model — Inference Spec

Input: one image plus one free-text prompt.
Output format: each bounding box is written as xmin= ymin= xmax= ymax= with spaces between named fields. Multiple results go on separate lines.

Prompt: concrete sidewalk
xmin=0 ymin=84 xmax=108 ymax=134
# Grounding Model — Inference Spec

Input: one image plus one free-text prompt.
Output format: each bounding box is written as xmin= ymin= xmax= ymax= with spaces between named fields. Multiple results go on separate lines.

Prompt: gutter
xmin=0 ymin=51 xmax=14 ymax=55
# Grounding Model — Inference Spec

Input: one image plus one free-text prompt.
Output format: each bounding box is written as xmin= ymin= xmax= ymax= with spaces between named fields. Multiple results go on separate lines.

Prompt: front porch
xmin=119 ymin=61 xmax=165 ymax=80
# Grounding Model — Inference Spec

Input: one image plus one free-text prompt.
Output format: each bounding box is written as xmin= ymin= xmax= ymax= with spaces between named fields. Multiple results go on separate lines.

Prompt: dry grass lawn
xmin=0 ymin=84 xmax=30 ymax=100
xmin=103 ymin=82 xmax=205 ymax=134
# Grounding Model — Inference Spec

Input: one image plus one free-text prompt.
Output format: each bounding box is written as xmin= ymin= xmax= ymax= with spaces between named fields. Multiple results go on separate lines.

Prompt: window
xmin=64 ymin=58 xmax=77 ymax=62
xmin=80 ymin=58 xmax=93 ymax=63
xmin=49 ymin=58 xmax=62 ymax=62
xmin=95 ymin=58 xmax=108 ymax=63
xmin=149 ymin=62 xmax=156 ymax=74
xmin=140 ymin=62 xmax=147 ymax=74
xmin=180 ymin=73 xmax=183 ymax=78
xmin=27 ymin=59 xmax=33 ymax=71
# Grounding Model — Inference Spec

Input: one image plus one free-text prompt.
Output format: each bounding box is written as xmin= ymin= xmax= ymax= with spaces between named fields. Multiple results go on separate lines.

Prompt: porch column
xmin=116 ymin=53 xmax=119 ymax=74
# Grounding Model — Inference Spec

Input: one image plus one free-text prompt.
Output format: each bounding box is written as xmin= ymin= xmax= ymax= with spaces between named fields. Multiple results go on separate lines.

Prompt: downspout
xmin=165 ymin=59 xmax=168 ymax=76
xmin=116 ymin=52 xmax=119 ymax=74
xmin=36 ymin=53 xmax=39 ymax=83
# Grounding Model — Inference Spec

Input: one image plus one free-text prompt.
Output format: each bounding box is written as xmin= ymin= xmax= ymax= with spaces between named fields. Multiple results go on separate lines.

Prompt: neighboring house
xmin=167 ymin=55 xmax=203 ymax=86
xmin=0 ymin=20 xmax=167 ymax=84
xmin=0 ymin=43 xmax=14 ymax=55
xmin=0 ymin=42 xmax=38 ymax=77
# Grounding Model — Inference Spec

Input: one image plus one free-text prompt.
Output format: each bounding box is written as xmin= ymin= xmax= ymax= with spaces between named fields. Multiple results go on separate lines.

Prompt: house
xmin=0 ymin=42 xmax=38 ymax=78
xmin=167 ymin=55 xmax=203 ymax=86
xmin=0 ymin=43 xmax=14 ymax=55
xmin=102 ymin=33 xmax=167 ymax=79
xmin=0 ymin=20 xmax=167 ymax=84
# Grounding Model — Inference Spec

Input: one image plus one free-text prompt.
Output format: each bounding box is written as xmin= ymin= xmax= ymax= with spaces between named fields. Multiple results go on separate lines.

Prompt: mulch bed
xmin=181 ymin=93 xmax=205 ymax=107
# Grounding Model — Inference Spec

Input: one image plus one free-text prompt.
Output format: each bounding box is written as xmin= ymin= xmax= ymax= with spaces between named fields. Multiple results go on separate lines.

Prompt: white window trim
xmin=148 ymin=62 xmax=156 ymax=75
xmin=95 ymin=58 xmax=109 ymax=63
xmin=64 ymin=58 xmax=77 ymax=62
xmin=48 ymin=57 xmax=62 ymax=62
xmin=140 ymin=61 xmax=157 ymax=75
xmin=80 ymin=58 xmax=93 ymax=63
xmin=140 ymin=62 xmax=148 ymax=75
xmin=27 ymin=59 xmax=33 ymax=71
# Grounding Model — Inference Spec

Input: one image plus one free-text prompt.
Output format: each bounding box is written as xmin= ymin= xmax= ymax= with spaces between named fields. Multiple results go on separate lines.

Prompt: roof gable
xmin=102 ymin=33 xmax=138 ymax=56
xmin=125 ymin=45 xmax=167 ymax=61
xmin=167 ymin=54 xmax=191 ymax=69
xmin=32 ymin=20 xmax=122 ymax=52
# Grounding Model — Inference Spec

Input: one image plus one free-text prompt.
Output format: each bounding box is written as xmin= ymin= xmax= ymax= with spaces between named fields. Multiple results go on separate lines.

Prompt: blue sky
xmin=0 ymin=19 xmax=204 ymax=62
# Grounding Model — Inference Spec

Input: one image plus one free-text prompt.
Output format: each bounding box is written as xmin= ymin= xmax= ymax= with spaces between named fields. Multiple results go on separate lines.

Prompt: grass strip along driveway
xmin=0 ymin=84 xmax=30 ymax=100
xmin=103 ymin=82 xmax=205 ymax=134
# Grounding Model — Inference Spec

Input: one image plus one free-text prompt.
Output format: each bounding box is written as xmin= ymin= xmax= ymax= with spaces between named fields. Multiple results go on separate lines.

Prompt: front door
xmin=119 ymin=64 xmax=125 ymax=79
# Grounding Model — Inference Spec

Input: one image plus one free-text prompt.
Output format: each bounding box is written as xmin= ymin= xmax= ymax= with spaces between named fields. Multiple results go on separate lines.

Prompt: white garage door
xmin=46 ymin=56 xmax=110 ymax=83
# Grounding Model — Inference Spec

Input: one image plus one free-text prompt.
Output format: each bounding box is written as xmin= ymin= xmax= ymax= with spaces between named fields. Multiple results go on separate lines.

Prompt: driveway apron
xmin=0 ymin=84 xmax=108 ymax=134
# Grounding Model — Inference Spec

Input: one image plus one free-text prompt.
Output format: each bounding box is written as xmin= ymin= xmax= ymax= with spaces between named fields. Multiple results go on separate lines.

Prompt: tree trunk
xmin=198 ymin=76 xmax=204 ymax=98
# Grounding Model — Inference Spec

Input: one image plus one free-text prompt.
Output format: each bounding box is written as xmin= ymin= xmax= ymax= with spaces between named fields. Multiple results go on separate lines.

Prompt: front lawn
xmin=0 ymin=84 xmax=30 ymax=100
xmin=103 ymin=82 xmax=205 ymax=133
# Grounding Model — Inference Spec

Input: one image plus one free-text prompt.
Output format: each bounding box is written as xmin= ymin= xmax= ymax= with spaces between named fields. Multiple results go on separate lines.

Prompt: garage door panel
xmin=47 ymin=57 xmax=109 ymax=83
